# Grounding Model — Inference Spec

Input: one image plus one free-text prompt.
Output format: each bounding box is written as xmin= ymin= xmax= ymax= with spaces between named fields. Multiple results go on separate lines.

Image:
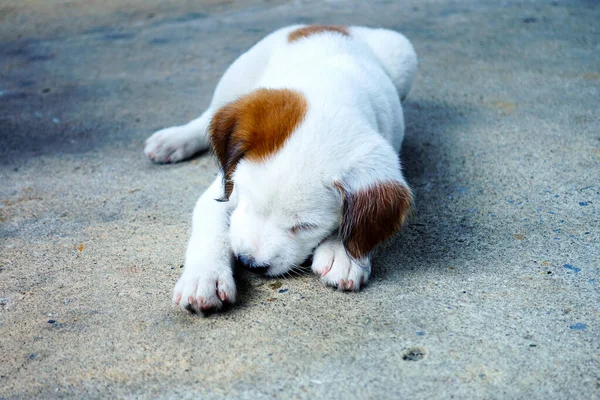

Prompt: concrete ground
xmin=1 ymin=0 xmax=599 ymax=398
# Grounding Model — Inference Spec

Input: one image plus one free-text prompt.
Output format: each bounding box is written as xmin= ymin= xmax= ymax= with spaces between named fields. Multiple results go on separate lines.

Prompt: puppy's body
xmin=145 ymin=25 xmax=417 ymax=312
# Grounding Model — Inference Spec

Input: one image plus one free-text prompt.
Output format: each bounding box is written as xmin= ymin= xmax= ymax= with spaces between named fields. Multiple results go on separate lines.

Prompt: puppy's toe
xmin=312 ymin=239 xmax=371 ymax=291
xmin=173 ymin=268 xmax=237 ymax=314
xmin=144 ymin=126 xmax=197 ymax=164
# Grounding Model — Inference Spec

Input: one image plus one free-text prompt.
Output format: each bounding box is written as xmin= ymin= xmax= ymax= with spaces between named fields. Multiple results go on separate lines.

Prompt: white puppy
xmin=145 ymin=25 xmax=417 ymax=313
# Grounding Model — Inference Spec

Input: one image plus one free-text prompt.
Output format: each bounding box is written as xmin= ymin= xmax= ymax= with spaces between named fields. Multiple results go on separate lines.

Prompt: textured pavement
xmin=1 ymin=0 xmax=599 ymax=398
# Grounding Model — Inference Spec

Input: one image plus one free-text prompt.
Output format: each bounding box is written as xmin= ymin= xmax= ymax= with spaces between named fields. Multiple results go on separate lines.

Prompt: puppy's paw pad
xmin=144 ymin=126 xmax=194 ymax=163
xmin=312 ymin=240 xmax=370 ymax=291
xmin=173 ymin=269 xmax=236 ymax=313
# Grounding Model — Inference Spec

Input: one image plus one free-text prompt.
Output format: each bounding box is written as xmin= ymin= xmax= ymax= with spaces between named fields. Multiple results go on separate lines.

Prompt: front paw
xmin=173 ymin=265 xmax=236 ymax=313
xmin=311 ymin=239 xmax=371 ymax=291
xmin=144 ymin=126 xmax=195 ymax=164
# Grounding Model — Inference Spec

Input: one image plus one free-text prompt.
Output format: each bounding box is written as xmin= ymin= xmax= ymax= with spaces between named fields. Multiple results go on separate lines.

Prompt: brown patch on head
xmin=337 ymin=181 xmax=413 ymax=259
xmin=288 ymin=25 xmax=349 ymax=43
xmin=209 ymin=88 xmax=307 ymax=201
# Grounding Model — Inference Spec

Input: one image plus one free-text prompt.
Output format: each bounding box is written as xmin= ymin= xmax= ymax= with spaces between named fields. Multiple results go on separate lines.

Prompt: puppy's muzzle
xmin=237 ymin=254 xmax=270 ymax=274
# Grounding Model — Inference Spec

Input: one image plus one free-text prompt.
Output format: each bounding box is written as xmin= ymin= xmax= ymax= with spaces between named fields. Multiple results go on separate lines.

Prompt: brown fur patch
xmin=288 ymin=25 xmax=349 ymax=43
xmin=337 ymin=181 xmax=413 ymax=259
xmin=209 ymin=88 xmax=308 ymax=201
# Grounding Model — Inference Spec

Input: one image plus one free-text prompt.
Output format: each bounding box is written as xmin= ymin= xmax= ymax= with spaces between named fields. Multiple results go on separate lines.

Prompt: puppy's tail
xmin=351 ymin=27 xmax=418 ymax=101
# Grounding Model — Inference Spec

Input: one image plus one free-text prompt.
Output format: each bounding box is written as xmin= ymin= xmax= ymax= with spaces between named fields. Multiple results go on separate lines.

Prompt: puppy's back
xmin=349 ymin=27 xmax=418 ymax=101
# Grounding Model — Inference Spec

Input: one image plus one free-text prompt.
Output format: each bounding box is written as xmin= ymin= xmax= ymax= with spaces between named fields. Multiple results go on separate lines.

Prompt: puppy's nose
xmin=237 ymin=254 xmax=256 ymax=267
xmin=237 ymin=254 xmax=270 ymax=274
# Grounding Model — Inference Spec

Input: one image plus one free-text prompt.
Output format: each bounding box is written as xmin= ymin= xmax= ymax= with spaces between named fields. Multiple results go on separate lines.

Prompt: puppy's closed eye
xmin=289 ymin=222 xmax=319 ymax=235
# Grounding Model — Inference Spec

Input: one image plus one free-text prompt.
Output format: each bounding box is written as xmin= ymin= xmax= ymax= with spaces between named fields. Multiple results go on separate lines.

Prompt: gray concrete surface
xmin=1 ymin=0 xmax=599 ymax=398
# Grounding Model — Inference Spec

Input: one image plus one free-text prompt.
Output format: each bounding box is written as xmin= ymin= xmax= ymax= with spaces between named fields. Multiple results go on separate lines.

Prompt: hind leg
xmin=144 ymin=109 xmax=214 ymax=163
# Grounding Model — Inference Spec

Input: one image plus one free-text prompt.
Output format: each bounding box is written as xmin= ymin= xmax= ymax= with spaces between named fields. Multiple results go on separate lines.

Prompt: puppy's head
xmin=210 ymin=89 xmax=412 ymax=276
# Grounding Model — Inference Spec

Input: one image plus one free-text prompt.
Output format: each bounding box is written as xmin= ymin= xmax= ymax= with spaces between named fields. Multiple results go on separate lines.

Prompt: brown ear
xmin=209 ymin=101 xmax=243 ymax=201
xmin=209 ymin=88 xmax=307 ymax=201
xmin=336 ymin=181 xmax=413 ymax=259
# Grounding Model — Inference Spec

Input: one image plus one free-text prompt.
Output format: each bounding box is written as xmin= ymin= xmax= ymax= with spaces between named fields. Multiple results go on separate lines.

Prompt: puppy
xmin=145 ymin=25 xmax=417 ymax=313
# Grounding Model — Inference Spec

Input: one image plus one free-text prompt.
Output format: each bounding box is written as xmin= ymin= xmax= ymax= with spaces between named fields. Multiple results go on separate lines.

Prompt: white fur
xmin=312 ymin=239 xmax=371 ymax=291
xmin=145 ymin=25 xmax=417 ymax=312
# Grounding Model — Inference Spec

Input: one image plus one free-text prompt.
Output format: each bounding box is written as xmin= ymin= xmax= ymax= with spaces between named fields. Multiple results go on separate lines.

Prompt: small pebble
xmin=278 ymin=288 xmax=288 ymax=294
xmin=569 ymin=322 xmax=587 ymax=330
xmin=269 ymin=281 xmax=283 ymax=290
xmin=563 ymin=264 xmax=581 ymax=273
xmin=48 ymin=320 xmax=55 ymax=324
